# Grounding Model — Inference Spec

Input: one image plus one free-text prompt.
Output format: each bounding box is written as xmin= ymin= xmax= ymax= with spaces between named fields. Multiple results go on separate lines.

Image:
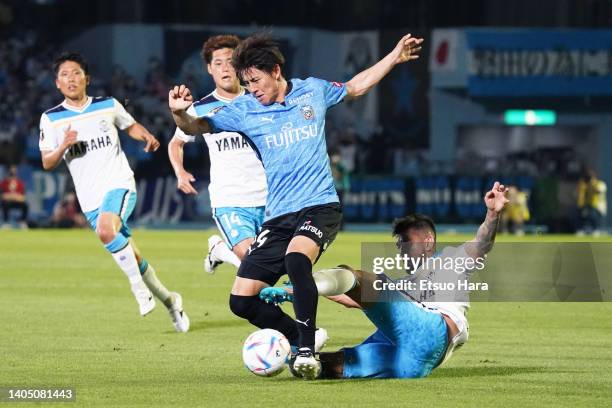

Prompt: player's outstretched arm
xmin=168 ymin=85 xmax=212 ymax=135
xmin=41 ymin=124 xmax=79 ymax=170
xmin=345 ymin=33 xmax=423 ymax=99
xmin=168 ymin=136 xmax=197 ymax=195
xmin=125 ymin=122 xmax=160 ymax=152
xmin=466 ymin=181 xmax=510 ymax=259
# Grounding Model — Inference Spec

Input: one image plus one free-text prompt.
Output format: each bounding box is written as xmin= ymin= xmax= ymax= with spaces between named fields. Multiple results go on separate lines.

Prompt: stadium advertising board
xmin=467 ymin=29 xmax=612 ymax=96
xmin=431 ymin=29 xmax=612 ymax=96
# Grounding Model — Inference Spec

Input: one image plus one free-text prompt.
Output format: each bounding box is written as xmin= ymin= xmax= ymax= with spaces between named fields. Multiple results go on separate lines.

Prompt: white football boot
xmin=131 ymin=280 xmax=156 ymax=316
xmin=289 ymin=328 xmax=328 ymax=378
xmin=293 ymin=347 xmax=322 ymax=380
xmin=168 ymin=292 xmax=190 ymax=333
xmin=203 ymin=235 xmax=224 ymax=274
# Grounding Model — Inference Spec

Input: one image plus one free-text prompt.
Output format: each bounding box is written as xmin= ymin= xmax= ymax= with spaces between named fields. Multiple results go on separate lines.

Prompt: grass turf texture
xmin=1 ymin=229 xmax=611 ymax=407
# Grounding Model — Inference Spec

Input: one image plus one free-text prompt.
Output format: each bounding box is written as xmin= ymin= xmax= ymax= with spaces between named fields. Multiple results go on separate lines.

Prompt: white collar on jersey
xmin=62 ymin=96 xmax=92 ymax=113
xmin=212 ymin=87 xmax=245 ymax=103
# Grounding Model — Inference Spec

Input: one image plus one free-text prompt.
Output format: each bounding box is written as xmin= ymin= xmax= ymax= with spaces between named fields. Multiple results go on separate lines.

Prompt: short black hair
xmin=392 ymin=214 xmax=437 ymax=241
xmin=53 ymin=52 xmax=89 ymax=76
xmin=201 ymin=34 xmax=241 ymax=64
xmin=232 ymin=33 xmax=285 ymax=81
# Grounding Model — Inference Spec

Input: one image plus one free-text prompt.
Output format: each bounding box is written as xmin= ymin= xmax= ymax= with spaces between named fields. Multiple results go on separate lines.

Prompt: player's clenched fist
xmin=61 ymin=124 xmax=79 ymax=149
xmin=168 ymin=85 xmax=194 ymax=112
xmin=484 ymin=181 xmax=509 ymax=214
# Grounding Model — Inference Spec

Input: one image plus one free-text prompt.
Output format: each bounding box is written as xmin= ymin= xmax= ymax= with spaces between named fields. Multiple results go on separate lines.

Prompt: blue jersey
xmin=204 ymin=77 xmax=347 ymax=220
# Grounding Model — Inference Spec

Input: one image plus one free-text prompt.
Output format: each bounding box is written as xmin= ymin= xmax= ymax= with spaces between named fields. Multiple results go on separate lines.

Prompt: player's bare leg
xmin=231 ymin=276 xmax=269 ymax=296
xmin=232 ymin=238 xmax=253 ymax=260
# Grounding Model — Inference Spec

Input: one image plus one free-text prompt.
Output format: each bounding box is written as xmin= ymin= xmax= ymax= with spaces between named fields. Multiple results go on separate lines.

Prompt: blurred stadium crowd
xmin=0 ymin=20 xmax=607 ymax=233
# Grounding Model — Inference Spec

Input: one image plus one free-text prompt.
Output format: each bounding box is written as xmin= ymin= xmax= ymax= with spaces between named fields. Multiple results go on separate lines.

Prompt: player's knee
xmin=96 ymin=223 xmax=116 ymax=244
xmin=229 ymin=294 xmax=258 ymax=320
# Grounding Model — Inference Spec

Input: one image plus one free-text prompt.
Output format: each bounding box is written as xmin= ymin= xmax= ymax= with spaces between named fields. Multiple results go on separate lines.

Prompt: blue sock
xmin=104 ymin=234 xmax=129 ymax=253
xmin=138 ymin=258 xmax=149 ymax=275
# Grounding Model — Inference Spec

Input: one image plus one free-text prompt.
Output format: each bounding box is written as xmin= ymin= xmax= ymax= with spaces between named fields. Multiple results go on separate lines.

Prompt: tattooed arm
xmin=466 ymin=181 xmax=509 ymax=259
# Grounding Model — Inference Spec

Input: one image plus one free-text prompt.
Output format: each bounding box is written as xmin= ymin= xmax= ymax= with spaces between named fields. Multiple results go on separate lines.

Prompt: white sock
xmin=110 ymin=244 xmax=142 ymax=285
xmin=212 ymin=240 xmax=241 ymax=268
xmin=142 ymin=265 xmax=172 ymax=306
xmin=313 ymin=268 xmax=357 ymax=296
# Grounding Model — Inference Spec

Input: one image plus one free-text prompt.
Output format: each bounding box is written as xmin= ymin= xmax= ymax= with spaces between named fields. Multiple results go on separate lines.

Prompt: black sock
xmin=285 ymin=252 xmax=317 ymax=351
xmin=229 ymin=294 xmax=299 ymax=345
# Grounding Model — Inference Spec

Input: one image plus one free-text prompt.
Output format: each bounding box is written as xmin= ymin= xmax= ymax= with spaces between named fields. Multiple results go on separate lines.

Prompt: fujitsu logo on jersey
xmin=67 ymin=135 xmax=113 ymax=158
xmin=264 ymin=122 xmax=318 ymax=149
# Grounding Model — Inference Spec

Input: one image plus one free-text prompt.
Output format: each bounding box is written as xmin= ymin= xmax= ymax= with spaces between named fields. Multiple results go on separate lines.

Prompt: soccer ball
xmin=242 ymin=329 xmax=291 ymax=377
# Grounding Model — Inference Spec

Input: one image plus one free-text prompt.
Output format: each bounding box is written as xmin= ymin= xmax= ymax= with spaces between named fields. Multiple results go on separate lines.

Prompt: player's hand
xmin=168 ymin=85 xmax=194 ymax=113
xmin=61 ymin=125 xmax=79 ymax=149
xmin=484 ymin=181 xmax=510 ymax=214
xmin=393 ymin=34 xmax=424 ymax=64
xmin=176 ymin=170 xmax=197 ymax=194
xmin=143 ymin=134 xmax=160 ymax=152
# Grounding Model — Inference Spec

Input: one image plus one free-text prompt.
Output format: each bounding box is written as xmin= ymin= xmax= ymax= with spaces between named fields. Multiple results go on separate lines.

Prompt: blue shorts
xmin=84 ymin=189 xmax=137 ymax=238
xmin=212 ymin=206 xmax=265 ymax=249
xmin=342 ymin=299 xmax=448 ymax=379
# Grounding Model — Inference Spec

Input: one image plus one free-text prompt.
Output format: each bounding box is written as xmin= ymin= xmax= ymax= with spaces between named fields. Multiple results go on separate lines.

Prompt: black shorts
xmin=237 ymin=203 xmax=342 ymax=286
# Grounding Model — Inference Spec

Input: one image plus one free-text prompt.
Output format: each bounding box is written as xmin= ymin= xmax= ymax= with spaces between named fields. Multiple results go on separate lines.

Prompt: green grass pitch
xmin=1 ymin=229 xmax=611 ymax=407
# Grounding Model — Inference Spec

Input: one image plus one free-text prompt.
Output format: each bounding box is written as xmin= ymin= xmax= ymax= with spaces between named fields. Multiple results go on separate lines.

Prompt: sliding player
xmin=262 ymin=182 xmax=509 ymax=378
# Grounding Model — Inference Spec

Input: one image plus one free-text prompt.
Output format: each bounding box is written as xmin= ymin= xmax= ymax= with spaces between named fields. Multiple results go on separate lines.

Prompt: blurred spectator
xmin=362 ymin=125 xmax=391 ymax=173
xmin=145 ymin=56 xmax=170 ymax=99
xmin=51 ymin=192 xmax=87 ymax=228
xmin=576 ymin=169 xmax=607 ymax=235
xmin=1 ymin=165 xmax=28 ymax=228
xmin=500 ymin=185 xmax=530 ymax=235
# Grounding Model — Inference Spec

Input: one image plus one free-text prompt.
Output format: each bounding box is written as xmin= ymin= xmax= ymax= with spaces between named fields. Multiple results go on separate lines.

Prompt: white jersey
xmin=173 ymin=89 xmax=267 ymax=209
xmin=396 ymin=244 xmax=473 ymax=365
xmin=39 ymin=96 xmax=136 ymax=212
